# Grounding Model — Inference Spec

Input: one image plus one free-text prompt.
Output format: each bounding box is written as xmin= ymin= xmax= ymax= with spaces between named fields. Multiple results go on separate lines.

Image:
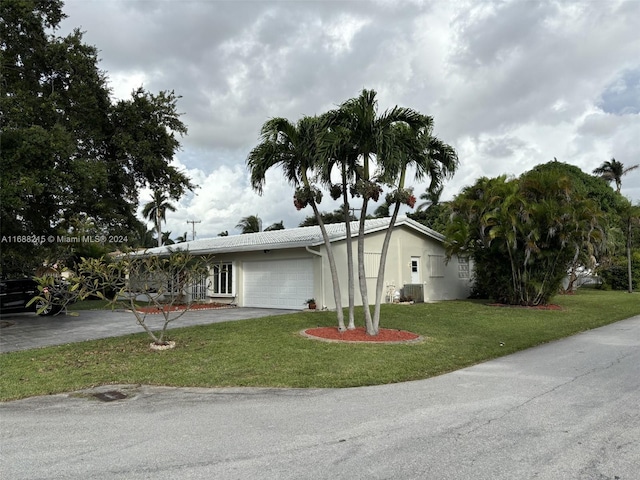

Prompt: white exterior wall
xmin=316 ymin=226 xmax=472 ymax=310
xmin=197 ymin=226 xmax=472 ymax=311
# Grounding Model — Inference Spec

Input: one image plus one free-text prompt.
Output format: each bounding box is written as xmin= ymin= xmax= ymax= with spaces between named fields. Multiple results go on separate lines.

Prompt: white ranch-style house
xmin=143 ymin=216 xmax=473 ymax=310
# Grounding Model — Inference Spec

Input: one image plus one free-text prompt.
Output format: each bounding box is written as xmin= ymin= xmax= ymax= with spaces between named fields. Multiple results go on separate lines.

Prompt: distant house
xmin=143 ymin=215 xmax=473 ymax=310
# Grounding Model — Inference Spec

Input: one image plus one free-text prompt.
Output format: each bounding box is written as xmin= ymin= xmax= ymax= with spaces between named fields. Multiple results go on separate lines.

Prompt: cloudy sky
xmin=59 ymin=0 xmax=640 ymax=240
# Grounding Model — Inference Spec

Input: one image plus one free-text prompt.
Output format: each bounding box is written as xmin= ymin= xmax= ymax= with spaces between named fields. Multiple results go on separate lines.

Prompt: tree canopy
xmin=247 ymin=89 xmax=458 ymax=334
xmin=0 ymin=0 xmax=194 ymax=275
xmin=445 ymin=167 xmax=604 ymax=305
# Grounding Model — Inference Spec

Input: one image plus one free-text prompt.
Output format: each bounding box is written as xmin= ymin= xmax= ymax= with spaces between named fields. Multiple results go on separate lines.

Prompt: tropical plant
xmin=30 ymin=250 xmax=212 ymax=347
xmin=328 ymin=89 xmax=430 ymax=334
xmin=247 ymin=115 xmax=346 ymax=330
xmin=142 ymin=190 xmax=177 ymax=247
xmin=236 ymin=215 xmax=262 ymax=234
xmin=264 ymin=221 xmax=285 ymax=231
xmin=299 ymin=207 xmax=356 ymax=227
xmin=131 ymin=223 xmax=157 ymax=249
xmin=372 ymin=120 xmax=458 ymax=331
xmin=531 ymin=159 xmax=629 ymax=290
xmin=446 ymin=170 xmax=604 ymax=305
xmin=416 ymin=185 xmax=444 ymax=211
xmin=408 ymin=202 xmax=451 ymax=234
xmin=593 ymin=158 xmax=639 ymax=193
xmin=316 ymin=114 xmax=361 ymax=329
xmin=162 ymin=231 xmax=175 ymax=245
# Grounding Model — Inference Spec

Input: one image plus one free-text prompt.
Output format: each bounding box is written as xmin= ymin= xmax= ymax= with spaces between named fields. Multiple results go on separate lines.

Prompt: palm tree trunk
xmin=342 ymin=169 xmax=356 ymax=330
xmin=310 ymin=200 xmax=346 ymax=330
xmin=156 ymin=211 xmax=162 ymax=247
xmin=358 ymin=197 xmax=375 ymax=334
xmin=372 ymin=201 xmax=401 ymax=332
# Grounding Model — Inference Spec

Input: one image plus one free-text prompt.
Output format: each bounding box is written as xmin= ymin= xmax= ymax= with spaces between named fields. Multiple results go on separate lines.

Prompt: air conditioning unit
xmin=401 ymin=284 xmax=424 ymax=303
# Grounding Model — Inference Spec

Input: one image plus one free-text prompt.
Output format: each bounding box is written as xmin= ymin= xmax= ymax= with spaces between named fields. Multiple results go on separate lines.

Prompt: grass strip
xmin=1 ymin=288 xmax=638 ymax=401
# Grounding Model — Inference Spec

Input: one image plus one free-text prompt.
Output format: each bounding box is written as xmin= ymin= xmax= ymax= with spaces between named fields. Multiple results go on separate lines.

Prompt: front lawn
xmin=1 ymin=289 xmax=638 ymax=401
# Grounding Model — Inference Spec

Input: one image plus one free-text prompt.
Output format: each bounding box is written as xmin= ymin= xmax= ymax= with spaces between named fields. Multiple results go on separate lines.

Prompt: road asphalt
xmin=1 ymin=309 xmax=638 ymax=479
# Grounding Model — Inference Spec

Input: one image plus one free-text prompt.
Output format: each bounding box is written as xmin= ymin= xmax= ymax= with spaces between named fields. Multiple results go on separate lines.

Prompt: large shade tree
xmin=0 ymin=0 xmax=194 ymax=274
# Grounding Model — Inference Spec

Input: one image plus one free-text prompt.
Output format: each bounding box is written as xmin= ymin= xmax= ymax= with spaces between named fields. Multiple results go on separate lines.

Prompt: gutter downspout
xmin=306 ymin=246 xmax=325 ymax=310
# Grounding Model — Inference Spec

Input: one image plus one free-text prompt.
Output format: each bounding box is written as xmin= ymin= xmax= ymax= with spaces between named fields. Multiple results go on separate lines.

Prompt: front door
xmin=410 ymin=257 xmax=420 ymax=284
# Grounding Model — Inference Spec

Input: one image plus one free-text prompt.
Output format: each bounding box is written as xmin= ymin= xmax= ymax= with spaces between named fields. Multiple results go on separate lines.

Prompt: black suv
xmin=0 ymin=278 xmax=64 ymax=316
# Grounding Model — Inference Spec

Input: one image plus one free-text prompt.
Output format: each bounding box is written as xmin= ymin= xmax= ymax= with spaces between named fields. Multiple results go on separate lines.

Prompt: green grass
xmin=1 ymin=289 xmax=638 ymax=401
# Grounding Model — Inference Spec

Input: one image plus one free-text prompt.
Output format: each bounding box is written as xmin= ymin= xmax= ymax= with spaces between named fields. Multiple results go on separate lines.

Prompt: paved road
xmin=0 ymin=307 xmax=295 ymax=353
xmin=1 ymin=315 xmax=638 ymax=479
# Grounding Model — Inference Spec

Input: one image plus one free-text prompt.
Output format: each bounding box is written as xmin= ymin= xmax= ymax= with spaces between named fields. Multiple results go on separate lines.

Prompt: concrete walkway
xmin=1 ymin=314 xmax=639 ymax=479
xmin=0 ymin=307 xmax=295 ymax=353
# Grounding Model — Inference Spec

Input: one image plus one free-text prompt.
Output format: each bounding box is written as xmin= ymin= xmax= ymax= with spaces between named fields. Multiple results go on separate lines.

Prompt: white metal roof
xmin=142 ymin=215 xmax=444 ymax=256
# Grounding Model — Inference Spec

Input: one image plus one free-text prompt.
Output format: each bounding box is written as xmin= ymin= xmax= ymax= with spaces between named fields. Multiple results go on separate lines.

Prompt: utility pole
xmin=186 ymin=220 xmax=201 ymax=241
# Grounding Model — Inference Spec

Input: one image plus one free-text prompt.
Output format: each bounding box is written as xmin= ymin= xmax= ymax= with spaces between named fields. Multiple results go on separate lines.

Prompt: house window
xmin=458 ymin=257 xmax=470 ymax=279
xmin=429 ymin=255 xmax=445 ymax=277
xmin=211 ymin=263 xmax=233 ymax=295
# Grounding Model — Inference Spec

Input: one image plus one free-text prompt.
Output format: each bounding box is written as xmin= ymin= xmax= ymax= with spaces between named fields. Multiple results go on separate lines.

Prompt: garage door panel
xmin=243 ymin=259 xmax=314 ymax=309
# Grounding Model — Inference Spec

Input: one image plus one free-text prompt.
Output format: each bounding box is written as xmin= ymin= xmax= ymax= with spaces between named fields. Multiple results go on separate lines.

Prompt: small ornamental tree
xmin=32 ymin=249 xmax=212 ymax=348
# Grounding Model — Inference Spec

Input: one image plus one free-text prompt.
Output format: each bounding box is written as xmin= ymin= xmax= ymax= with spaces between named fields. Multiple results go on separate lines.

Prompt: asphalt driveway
xmin=1 ymin=314 xmax=638 ymax=479
xmin=0 ymin=307 xmax=295 ymax=353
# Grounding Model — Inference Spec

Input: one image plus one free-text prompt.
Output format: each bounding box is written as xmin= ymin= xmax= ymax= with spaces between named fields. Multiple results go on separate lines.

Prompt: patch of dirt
xmin=136 ymin=303 xmax=233 ymax=314
xmin=487 ymin=303 xmax=563 ymax=311
xmin=302 ymin=326 xmax=423 ymax=344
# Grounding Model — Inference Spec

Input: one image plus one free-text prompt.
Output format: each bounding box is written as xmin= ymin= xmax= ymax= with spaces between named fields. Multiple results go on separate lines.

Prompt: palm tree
xmin=416 ymin=185 xmax=443 ymax=211
xmin=247 ymin=115 xmax=346 ymax=330
xmin=264 ymin=221 xmax=285 ymax=231
xmin=236 ymin=215 xmax=262 ymax=234
xmin=132 ymin=223 xmax=156 ymax=248
xmin=372 ymin=121 xmax=458 ymax=331
xmin=318 ymin=113 xmax=360 ymax=329
xmin=593 ymin=158 xmax=639 ymax=193
xmin=332 ymin=89 xmax=427 ymax=335
xmin=161 ymin=231 xmax=175 ymax=245
xmin=142 ymin=190 xmax=176 ymax=247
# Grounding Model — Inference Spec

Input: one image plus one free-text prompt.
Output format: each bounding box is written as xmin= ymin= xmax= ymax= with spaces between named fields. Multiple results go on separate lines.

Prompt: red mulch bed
xmin=487 ymin=303 xmax=562 ymax=311
xmin=136 ymin=303 xmax=231 ymax=314
xmin=303 ymin=326 xmax=421 ymax=343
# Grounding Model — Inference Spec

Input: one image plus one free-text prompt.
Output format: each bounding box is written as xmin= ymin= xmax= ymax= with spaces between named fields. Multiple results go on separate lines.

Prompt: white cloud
xmin=61 ymin=0 xmax=640 ymax=243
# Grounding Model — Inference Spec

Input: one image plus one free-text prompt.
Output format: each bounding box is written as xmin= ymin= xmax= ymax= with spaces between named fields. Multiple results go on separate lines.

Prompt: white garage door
xmin=243 ymin=258 xmax=314 ymax=309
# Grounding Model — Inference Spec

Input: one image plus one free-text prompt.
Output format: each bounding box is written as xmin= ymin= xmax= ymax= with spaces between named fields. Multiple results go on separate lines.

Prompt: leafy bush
xmin=598 ymin=253 xmax=639 ymax=291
